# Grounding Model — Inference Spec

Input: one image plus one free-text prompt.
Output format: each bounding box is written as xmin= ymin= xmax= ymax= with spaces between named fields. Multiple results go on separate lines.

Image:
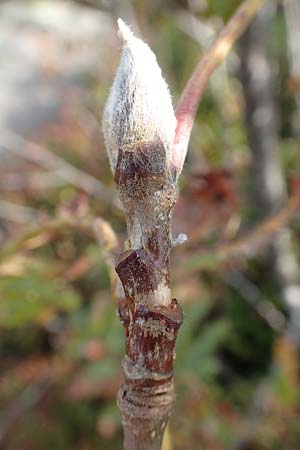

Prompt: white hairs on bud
xmin=102 ymin=19 xmax=176 ymax=173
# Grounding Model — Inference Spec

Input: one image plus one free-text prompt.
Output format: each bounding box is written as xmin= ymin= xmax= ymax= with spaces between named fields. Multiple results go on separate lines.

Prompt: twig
xmin=93 ymin=217 xmax=124 ymax=302
xmin=172 ymin=0 xmax=266 ymax=174
xmin=0 ymin=383 xmax=49 ymax=443
xmin=185 ymin=183 xmax=300 ymax=270
xmin=0 ymin=200 xmax=38 ymax=224
xmin=224 ymin=267 xmax=286 ymax=332
xmin=173 ymin=9 xmax=217 ymax=49
xmin=0 ymin=170 xmax=65 ymax=192
xmin=103 ymin=20 xmax=183 ymax=450
xmin=0 ymin=217 xmax=93 ymax=263
xmin=1 ymin=131 xmax=119 ymax=209
xmin=0 ymin=215 xmax=122 ymax=291
xmin=171 ymin=9 xmax=235 ymax=165
xmin=93 ymin=217 xmax=120 ymax=272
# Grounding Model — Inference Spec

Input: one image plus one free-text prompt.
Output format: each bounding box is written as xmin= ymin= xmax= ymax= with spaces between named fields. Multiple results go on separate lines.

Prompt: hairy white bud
xmin=102 ymin=19 xmax=176 ymax=173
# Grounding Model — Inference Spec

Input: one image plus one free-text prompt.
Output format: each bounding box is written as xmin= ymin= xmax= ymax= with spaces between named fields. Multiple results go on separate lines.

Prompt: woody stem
xmin=114 ymin=140 xmax=182 ymax=450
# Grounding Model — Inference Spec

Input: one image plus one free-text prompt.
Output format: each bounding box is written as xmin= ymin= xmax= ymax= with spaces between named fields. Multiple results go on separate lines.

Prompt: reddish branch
xmin=173 ymin=0 xmax=266 ymax=175
xmin=182 ymin=178 xmax=300 ymax=271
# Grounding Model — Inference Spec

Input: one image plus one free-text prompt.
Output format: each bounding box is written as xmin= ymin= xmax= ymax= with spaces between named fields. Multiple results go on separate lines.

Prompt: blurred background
xmin=1 ymin=0 xmax=300 ymax=449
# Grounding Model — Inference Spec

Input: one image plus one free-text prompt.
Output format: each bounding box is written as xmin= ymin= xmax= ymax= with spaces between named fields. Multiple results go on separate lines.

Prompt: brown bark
xmin=114 ymin=140 xmax=182 ymax=450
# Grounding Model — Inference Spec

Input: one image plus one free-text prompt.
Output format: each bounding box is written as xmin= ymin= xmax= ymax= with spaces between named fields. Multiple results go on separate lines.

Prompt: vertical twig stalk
xmin=114 ymin=141 xmax=182 ymax=450
xmin=102 ymin=21 xmax=182 ymax=448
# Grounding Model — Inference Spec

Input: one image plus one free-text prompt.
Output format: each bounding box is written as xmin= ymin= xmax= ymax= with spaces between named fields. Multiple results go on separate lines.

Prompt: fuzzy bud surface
xmin=102 ymin=19 xmax=176 ymax=172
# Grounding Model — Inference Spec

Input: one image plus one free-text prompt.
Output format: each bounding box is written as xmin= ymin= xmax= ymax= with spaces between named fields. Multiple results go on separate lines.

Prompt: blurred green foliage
xmin=0 ymin=260 xmax=80 ymax=329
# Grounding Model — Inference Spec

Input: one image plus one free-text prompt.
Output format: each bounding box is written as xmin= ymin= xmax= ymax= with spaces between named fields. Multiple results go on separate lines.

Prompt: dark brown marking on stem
xmin=117 ymin=299 xmax=183 ymax=450
xmin=115 ymin=140 xmax=167 ymax=191
xmin=127 ymin=300 xmax=182 ymax=375
xmin=116 ymin=249 xmax=159 ymax=302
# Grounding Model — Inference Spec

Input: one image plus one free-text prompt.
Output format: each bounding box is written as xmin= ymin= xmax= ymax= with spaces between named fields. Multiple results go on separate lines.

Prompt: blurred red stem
xmin=172 ymin=0 xmax=266 ymax=174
